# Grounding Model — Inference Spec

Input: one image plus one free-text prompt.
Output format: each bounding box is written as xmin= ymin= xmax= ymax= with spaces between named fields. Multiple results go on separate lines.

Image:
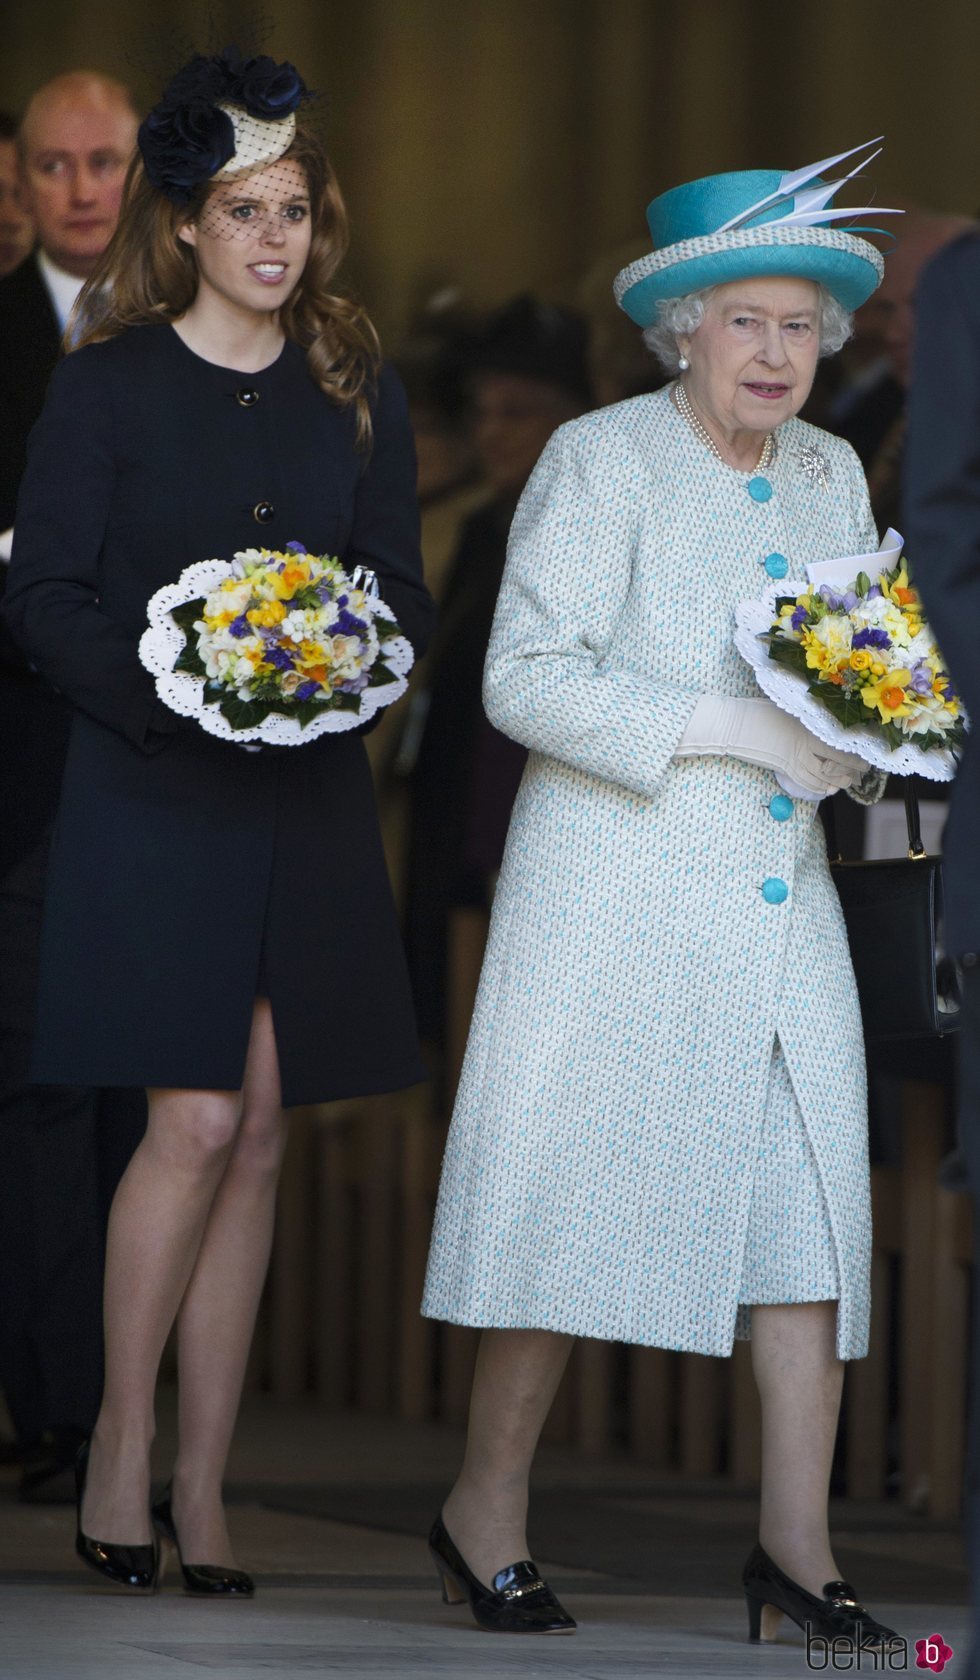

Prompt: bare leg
xmin=81 ymin=1087 xmax=242 ymax=1543
xmin=170 ymin=1001 xmax=287 ymax=1564
xmin=442 ymin=1327 xmax=575 ymax=1587
xmin=752 ymin=1301 xmax=844 ymax=1597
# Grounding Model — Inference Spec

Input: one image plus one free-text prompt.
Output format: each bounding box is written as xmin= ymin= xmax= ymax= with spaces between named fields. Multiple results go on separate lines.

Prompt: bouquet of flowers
xmin=734 ymin=530 xmax=965 ymax=783
xmin=138 ymin=542 xmax=414 ymax=746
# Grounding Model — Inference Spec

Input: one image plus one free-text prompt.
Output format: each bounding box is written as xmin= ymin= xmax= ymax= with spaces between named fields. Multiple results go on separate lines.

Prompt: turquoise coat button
xmin=764 ymin=551 xmax=788 ymax=578
xmin=769 ymin=794 xmax=794 ymax=822
xmin=762 ymin=876 xmax=789 ymax=904
xmin=748 ymin=476 xmax=773 ymax=503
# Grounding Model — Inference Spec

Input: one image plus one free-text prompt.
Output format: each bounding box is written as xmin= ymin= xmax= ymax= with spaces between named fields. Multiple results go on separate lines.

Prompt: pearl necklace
xmin=673 ymin=380 xmax=775 ymax=474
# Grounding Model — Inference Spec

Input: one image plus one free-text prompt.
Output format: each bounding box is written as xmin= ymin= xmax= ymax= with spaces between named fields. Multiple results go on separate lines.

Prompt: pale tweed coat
xmin=422 ymin=386 xmax=878 ymax=1361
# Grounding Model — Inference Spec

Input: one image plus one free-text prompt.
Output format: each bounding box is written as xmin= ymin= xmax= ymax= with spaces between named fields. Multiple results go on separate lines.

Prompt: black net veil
xmin=193 ymin=138 xmax=313 ymax=245
xmin=126 ymin=11 xmax=327 ymax=242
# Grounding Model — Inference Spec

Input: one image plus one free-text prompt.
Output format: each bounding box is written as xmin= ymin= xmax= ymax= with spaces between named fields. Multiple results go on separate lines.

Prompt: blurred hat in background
xmin=465 ymin=294 xmax=593 ymax=407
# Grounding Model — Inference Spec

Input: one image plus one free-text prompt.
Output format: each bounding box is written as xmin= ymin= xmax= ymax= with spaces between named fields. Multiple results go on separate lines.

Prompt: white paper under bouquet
xmin=138 ymin=543 xmax=414 ymax=746
xmin=734 ymin=529 xmax=964 ymax=785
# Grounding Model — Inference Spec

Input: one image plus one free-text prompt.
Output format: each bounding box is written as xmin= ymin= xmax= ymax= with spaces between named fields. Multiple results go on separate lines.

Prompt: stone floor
xmin=0 ymin=1394 xmax=971 ymax=1679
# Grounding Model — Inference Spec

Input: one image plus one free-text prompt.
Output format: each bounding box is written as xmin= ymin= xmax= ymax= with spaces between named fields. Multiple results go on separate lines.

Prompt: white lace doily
xmin=138 ymin=559 xmax=414 ymax=746
xmin=734 ymin=584 xmax=959 ymax=783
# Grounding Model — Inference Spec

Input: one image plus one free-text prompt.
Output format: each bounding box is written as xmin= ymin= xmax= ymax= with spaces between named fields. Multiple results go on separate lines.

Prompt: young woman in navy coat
xmin=4 ymin=50 xmax=433 ymax=1593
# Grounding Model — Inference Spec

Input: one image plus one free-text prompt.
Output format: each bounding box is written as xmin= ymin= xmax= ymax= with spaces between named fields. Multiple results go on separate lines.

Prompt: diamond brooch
xmin=798 ymin=444 xmax=831 ymax=489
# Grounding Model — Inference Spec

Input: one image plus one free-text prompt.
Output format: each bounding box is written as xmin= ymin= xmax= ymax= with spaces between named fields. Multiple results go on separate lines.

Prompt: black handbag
xmin=826 ymin=787 xmax=960 ymax=1043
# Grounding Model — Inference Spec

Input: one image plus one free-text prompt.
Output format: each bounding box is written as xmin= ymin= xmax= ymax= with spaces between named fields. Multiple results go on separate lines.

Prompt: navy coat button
xmin=253 ymin=501 xmax=275 ymax=523
xmin=762 ymin=876 xmax=788 ymax=904
xmin=237 ymin=388 xmax=259 ymax=407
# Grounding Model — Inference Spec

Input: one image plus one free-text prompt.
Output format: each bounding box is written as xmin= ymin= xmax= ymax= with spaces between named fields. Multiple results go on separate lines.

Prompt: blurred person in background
xmin=578 ymin=239 xmax=667 ymax=406
xmin=395 ymin=290 xmax=486 ymax=603
xmin=403 ymin=296 xmax=592 ymax=1098
xmin=1 ymin=71 xmax=138 ymax=539
xmin=0 ymin=71 xmax=140 ymax=1500
xmin=816 ymin=206 xmax=973 ymax=878
xmin=370 ymin=293 xmax=488 ymax=887
xmin=0 ymin=112 xmax=34 ymax=278
xmin=905 ymin=223 xmax=980 ymax=1680
xmin=841 ymin=205 xmax=973 ymax=531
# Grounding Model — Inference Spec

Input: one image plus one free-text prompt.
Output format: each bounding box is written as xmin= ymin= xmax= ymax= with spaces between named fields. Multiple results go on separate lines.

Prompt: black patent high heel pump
xmin=428 ymin=1513 xmax=575 ymax=1634
xmin=74 ymin=1439 xmax=160 ymax=1590
xmin=743 ymin=1543 xmax=902 ymax=1648
xmin=151 ymin=1485 xmax=255 ymax=1596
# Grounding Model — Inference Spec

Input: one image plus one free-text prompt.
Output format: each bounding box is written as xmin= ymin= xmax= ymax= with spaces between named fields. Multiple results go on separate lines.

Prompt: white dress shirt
xmin=36 ymin=247 xmax=85 ymax=333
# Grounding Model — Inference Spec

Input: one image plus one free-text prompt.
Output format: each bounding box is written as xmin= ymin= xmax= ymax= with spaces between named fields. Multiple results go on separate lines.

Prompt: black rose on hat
xmin=138 ymin=98 xmax=236 ymax=206
xmin=138 ymin=44 xmax=309 ymax=206
xmin=221 ymin=48 xmax=306 ymax=117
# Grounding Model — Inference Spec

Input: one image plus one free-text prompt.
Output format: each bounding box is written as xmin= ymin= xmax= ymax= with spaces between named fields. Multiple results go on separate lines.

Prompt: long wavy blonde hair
xmin=71 ymin=127 xmax=381 ymax=445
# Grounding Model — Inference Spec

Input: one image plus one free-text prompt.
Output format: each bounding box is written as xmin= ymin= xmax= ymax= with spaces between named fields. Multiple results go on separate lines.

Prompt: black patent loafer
xmin=152 ymin=1487 xmax=254 ymax=1596
xmin=743 ymin=1542 xmax=902 ymax=1648
xmin=428 ymin=1513 xmax=576 ymax=1633
xmin=74 ymin=1440 xmax=159 ymax=1590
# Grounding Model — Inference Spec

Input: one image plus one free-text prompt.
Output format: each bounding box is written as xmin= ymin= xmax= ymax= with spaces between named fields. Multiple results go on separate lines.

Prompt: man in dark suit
xmin=0 ymin=71 xmax=141 ymax=1498
xmin=0 ymin=111 xmax=34 ymax=279
xmin=904 ymin=228 xmax=980 ymax=1679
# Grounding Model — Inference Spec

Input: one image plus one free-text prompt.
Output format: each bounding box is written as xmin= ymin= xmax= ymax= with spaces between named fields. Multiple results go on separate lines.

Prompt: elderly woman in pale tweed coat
xmin=422 ymin=146 xmax=904 ymax=1652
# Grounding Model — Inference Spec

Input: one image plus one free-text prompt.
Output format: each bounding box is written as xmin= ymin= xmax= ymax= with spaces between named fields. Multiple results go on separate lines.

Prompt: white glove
xmin=674 ymin=695 xmax=867 ymax=800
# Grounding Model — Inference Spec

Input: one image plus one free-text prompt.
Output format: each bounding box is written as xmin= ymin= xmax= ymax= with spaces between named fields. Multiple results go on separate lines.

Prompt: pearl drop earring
xmin=678 ymin=355 xmax=690 ymax=371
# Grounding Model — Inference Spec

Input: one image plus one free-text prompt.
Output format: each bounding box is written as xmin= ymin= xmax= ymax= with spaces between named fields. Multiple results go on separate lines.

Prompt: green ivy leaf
xmin=173 ymin=643 xmax=207 ymax=678
xmin=170 ymin=598 xmax=205 ymax=633
xmin=218 ymin=694 xmax=274 ymax=730
xmin=767 ymin=640 xmax=810 ymax=677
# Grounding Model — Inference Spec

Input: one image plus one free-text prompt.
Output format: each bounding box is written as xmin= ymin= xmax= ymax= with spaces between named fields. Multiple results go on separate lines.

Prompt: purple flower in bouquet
xmin=791 ymin=605 xmax=808 ymax=631
xmin=329 ymin=607 xmax=367 ymax=637
xmin=265 ymin=645 xmax=295 ymax=672
xmin=819 ymin=584 xmax=859 ymax=611
xmin=852 ymin=626 xmax=891 ymax=651
xmin=229 ymin=614 xmax=252 ymax=639
xmin=909 ymin=661 xmax=934 ymax=695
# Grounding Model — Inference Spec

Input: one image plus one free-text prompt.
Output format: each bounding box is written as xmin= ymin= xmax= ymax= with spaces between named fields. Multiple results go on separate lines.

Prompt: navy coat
xmin=4 ymin=324 xmax=434 ymax=1104
xmin=905 ymin=231 xmax=980 ymax=959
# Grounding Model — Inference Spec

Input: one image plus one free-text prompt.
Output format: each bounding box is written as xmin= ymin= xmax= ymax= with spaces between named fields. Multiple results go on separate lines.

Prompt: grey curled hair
xmin=642 ymin=285 xmax=854 ymax=375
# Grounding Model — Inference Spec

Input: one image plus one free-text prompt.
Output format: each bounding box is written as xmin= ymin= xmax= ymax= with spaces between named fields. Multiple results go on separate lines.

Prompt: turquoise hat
xmin=615 ymin=140 xmax=896 ymax=326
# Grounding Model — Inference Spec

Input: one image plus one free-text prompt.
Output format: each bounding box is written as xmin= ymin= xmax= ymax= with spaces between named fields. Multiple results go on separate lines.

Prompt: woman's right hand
xmin=675 ymin=695 xmax=866 ymax=797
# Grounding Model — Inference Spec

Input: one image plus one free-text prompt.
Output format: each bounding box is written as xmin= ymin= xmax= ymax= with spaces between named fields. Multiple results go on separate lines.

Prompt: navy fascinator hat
xmin=138 ymin=44 xmax=309 ymax=206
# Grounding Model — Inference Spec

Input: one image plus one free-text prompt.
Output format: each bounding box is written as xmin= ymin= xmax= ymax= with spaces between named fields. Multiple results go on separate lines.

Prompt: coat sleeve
xmin=2 ymin=347 xmax=171 ymax=753
xmin=482 ymin=421 xmax=699 ymax=799
xmin=904 ymin=233 xmax=980 ymax=721
xmin=346 ymin=362 xmax=435 ymax=659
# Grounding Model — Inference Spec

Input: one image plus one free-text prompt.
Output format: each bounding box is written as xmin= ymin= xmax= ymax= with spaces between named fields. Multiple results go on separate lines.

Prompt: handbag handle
xmin=903 ymin=785 xmax=926 ymax=859
xmin=824 ymin=785 xmax=925 ymax=861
